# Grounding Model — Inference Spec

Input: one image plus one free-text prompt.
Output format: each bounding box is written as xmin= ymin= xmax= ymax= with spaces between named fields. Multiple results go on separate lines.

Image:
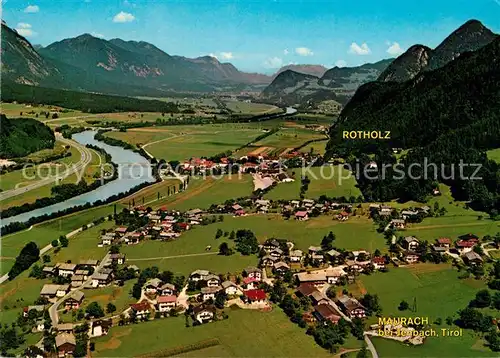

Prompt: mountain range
xmin=260 ymin=19 xmax=498 ymax=107
xmin=260 ymin=59 xmax=392 ymax=106
xmin=1 ymin=23 xmax=334 ymax=97
xmin=378 ymin=19 xmax=497 ymax=82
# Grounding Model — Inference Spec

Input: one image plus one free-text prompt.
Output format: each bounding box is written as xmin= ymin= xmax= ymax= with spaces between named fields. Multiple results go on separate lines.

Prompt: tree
xmin=110 ymin=245 xmax=120 ymax=254
xmin=351 ymin=318 xmax=365 ymax=339
xmin=470 ymin=289 xmax=491 ymax=308
xmin=234 ymin=229 xmax=259 ymax=255
xmin=215 ymin=291 xmax=227 ymax=309
xmin=215 ymin=228 xmax=223 ymax=239
xmin=457 ymin=307 xmax=493 ymax=332
xmin=59 ymin=236 xmax=69 ymax=247
xmin=73 ymin=343 xmax=87 ymax=357
xmin=398 ymin=300 xmax=409 ymax=311
xmin=8 ymin=242 xmax=40 ymax=280
xmin=51 ymin=240 xmax=59 ymax=248
xmin=42 ymin=255 xmax=51 ymax=263
xmin=106 ymin=303 xmax=116 ymax=314
xmin=229 ymin=230 xmax=235 ymax=240
xmin=356 ymin=346 xmax=369 ymax=358
xmin=491 ymin=292 xmax=500 ymax=310
xmin=218 ymin=242 xmax=233 ymax=256
xmin=360 ymin=294 xmax=382 ymax=316
xmin=85 ymin=302 xmax=105 ymax=318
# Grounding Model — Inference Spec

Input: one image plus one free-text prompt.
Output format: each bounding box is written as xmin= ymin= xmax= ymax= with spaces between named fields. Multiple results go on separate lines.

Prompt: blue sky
xmin=4 ymin=0 xmax=500 ymax=73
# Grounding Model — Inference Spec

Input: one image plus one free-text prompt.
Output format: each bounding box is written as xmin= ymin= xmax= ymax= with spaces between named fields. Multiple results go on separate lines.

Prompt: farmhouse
xmin=222 ymin=281 xmax=240 ymax=296
xmin=79 ymin=259 xmax=99 ymax=268
xmin=273 ymin=261 xmax=290 ymax=274
xmin=204 ymin=274 xmax=221 ymax=287
xmin=42 ymin=266 xmax=57 ymax=276
xmin=159 ymin=283 xmax=176 ymax=296
xmin=144 ymin=278 xmax=163 ymax=294
xmin=56 ymin=333 xmax=76 ymax=357
xmin=390 ymin=219 xmax=406 ymax=229
xmin=295 ymin=211 xmax=309 ymax=221
xmin=100 ymin=233 xmax=115 ymax=246
xmin=90 ymin=319 xmax=112 ymax=337
xmin=372 ymin=257 xmax=386 ymax=270
xmin=201 ymin=286 xmax=221 ymax=301
xmin=436 ymin=237 xmax=451 ymax=249
xmin=261 ymin=255 xmax=279 ymax=267
xmin=70 ymin=275 xmax=85 ymax=288
xmin=289 ymin=249 xmax=303 ymax=262
xmin=64 ymin=291 xmax=84 ymax=310
xmin=190 ymin=270 xmax=210 ymax=282
xmin=336 ymin=296 xmax=366 ymax=318
xmin=403 ymin=252 xmax=420 ymax=264
xmin=55 ymin=263 xmax=77 ymax=277
xmin=157 ymin=295 xmax=177 ymax=312
xmin=242 ymin=277 xmax=259 ymax=290
xmin=295 ymin=272 xmax=326 ymax=286
xmin=310 ymin=290 xmax=329 ymax=306
xmin=110 ymin=253 xmax=126 ymax=265
xmin=313 ymin=304 xmax=341 ymax=324
xmin=462 ymin=251 xmax=483 ymax=266
xmin=56 ymin=323 xmax=74 ymax=333
xmin=91 ymin=272 xmax=112 ymax=288
xmin=263 ymin=239 xmax=280 ymax=251
xmin=456 ymin=239 xmax=477 ymax=254
xmin=243 ymin=289 xmax=267 ymax=304
xmin=402 ymin=237 xmax=420 ymax=251
xmin=192 ymin=305 xmax=216 ymax=324
xmin=244 ymin=267 xmax=262 ymax=281
xmin=337 ymin=211 xmax=349 ymax=221
xmin=129 ymin=301 xmax=152 ymax=320
xmin=40 ymin=284 xmax=70 ymax=300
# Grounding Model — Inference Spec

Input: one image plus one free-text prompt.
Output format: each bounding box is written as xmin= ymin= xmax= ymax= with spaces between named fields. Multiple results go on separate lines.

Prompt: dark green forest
xmin=1 ymin=82 xmax=179 ymax=114
xmin=0 ymin=114 xmax=55 ymax=158
xmin=326 ymin=38 xmax=500 ymax=214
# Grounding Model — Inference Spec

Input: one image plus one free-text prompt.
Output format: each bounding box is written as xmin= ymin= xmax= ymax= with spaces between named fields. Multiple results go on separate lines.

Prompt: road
xmin=0 ymin=222 xmax=99 ymax=284
xmin=126 ymin=252 xmax=218 ymax=262
xmin=0 ymin=135 xmax=93 ymax=201
xmin=49 ymin=252 xmax=111 ymax=326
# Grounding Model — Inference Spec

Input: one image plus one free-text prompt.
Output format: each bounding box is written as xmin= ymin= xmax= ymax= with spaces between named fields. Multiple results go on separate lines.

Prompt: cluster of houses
xmin=368 ymin=204 xmax=431 ymax=231
xmin=296 ymin=283 xmax=367 ymax=325
xmin=99 ymin=207 xmax=197 ymax=247
xmin=125 ymin=267 xmax=269 ymax=325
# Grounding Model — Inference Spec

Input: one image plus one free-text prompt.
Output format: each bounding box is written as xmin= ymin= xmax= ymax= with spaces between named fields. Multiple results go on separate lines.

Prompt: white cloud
xmin=91 ymin=32 xmax=105 ymax=38
xmin=15 ymin=23 xmax=36 ymax=37
xmin=335 ymin=60 xmax=347 ymax=68
xmin=295 ymin=47 xmax=313 ymax=56
xmin=349 ymin=42 xmax=371 ymax=55
xmin=112 ymin=11 xmax=135 ymax=23
xmin=24 ymin=5 xmax=40 ymax=13
xmin=263 ymin=57 xmax=283 ymax=69
xmin=219 ymin=52 xmax=234 ymax=60
xmin=386 ymin=42 xmax=404 ymax=56
xmin=283 ymin=49 xmax=289 ymax=55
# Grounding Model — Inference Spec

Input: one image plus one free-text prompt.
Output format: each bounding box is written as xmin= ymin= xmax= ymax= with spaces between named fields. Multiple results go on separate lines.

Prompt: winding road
xmin=0 ymin=134 xmax=93 ymax=201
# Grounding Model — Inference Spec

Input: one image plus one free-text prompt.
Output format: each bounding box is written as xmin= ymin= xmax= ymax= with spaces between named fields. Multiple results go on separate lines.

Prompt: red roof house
xmin=244 ymin=289 xmax=267 ymax=302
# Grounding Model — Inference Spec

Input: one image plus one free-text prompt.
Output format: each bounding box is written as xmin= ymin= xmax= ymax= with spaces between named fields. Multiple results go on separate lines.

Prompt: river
xmin=1 ymin=131 xmax=155 ymax=227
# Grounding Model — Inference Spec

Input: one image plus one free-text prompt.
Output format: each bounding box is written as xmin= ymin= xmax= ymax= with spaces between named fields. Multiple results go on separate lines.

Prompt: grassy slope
xmin=93 ymin=307 xmax=335 ymax=357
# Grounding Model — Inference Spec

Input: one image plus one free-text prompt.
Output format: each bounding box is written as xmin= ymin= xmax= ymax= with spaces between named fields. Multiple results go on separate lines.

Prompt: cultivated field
xmin=354 ymin=267 xmax=497 ymax=357
xmin=0 ymin=103 xmax=84 ymax=119
xmin=106 ymin=124 xmax=266 ymax=161
xmin=223 ymin=100 xmax=280 ymax=114
xmin=121 ymin=214 xmax=384 ymax=276
xmin=93 ymin=307 xmax=337 ymax=357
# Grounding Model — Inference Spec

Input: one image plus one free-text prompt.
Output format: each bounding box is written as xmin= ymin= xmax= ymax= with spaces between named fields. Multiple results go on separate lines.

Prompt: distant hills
xmin=1 ymin=23 xmax=338 ymax=97
xmin=378 ymin=19 xmax=497 ymax=82
xmin=261 ymin=20 xmax=498 ymax=108
xmin=260 ymin=59 xmax=392 ymax=106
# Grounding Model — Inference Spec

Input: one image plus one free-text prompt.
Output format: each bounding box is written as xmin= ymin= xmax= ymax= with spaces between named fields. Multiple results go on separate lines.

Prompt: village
xmin=19 ymin=192 xmax=497 ymax=357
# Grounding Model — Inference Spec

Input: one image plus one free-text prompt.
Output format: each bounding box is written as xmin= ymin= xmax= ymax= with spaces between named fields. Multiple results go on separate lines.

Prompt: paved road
xmin=0 ymin=223 xmax=97 ymax=284
xmin=0 ymin=135 xmax=93 ymax=201
xmin=126 ymin=252 xmax=218 ymax=262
